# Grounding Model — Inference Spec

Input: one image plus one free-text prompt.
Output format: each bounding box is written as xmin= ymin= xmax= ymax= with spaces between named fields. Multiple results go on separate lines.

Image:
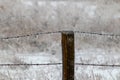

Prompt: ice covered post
xmin=62 ymin=31 xmax=75 ymax=80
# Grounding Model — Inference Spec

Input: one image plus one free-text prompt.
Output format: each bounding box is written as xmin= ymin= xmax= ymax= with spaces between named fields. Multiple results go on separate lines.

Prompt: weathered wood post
xmin=62 ymin=31 xmax=75 ymax=80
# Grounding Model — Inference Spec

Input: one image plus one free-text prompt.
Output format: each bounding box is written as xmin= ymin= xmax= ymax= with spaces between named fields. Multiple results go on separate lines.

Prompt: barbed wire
xmin=1 ymin=31 xmax=120 ymax=40
xmin=0 ymin=31 xmax=120 ymax=68
xmin=0 ymin=63 xmax=62 ymax=66
xmin=75 ymin=63 xmax=120 ymax=67
xmin=0 ymin=63 xmax=120 ymax=67
xmin=74 ymin=31 xmax=120 ymax=37
xmin=0 ymin=31 xmax=61 ymax=40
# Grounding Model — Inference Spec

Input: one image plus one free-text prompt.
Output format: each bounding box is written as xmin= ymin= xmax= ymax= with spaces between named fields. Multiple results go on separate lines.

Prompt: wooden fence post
xmin=62 ymin=31 xmax=75 ymax=80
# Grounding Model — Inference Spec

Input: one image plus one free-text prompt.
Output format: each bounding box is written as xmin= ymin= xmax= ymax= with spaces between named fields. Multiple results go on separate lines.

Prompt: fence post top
xmin=61 ymin=31 xmax=74 ymax=34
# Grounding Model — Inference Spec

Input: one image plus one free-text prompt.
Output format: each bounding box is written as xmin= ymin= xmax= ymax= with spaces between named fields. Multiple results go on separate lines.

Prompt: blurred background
xmin=0 ymin=0 xmax=120 ymax=80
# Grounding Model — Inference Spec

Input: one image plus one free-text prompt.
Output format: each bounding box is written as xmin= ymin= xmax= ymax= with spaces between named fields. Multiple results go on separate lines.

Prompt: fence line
xmin=1 ymin=31 xmax=120 ymax=68
xmin=74 ymin=31 xmax=120 ymax=37
xmin=0 ymin=63 xmax=62 ymax=66
xmin=0 ymin=63 xmax=120 ymax=67
xmin=75 ymin=63 xmax=120 ymax=67
xmin=1 ymin=31 xmax=120 ymax=40
xmin=0 ymin=31 xmax=61 ymax=40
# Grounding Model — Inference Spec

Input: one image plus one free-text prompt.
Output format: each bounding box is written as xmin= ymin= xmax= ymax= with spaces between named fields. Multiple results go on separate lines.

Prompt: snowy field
xmin=0 ymin=34 xmax=120 ymax=80
xmin=0 ymin=50 xmax=120 ymax=80
xmin=0 ymin=0 xmax=120 ymax=80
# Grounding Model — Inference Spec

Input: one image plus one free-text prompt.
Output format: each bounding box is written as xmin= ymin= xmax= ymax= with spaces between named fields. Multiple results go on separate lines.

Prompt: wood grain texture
xmin=62 ymin=31 xmax=74 ymax=80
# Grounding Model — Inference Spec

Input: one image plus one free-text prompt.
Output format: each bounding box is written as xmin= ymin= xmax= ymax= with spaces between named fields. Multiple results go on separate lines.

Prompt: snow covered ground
xmin=0 ymin=49 xmax=120 ymax=80
xmin=0 ymin=0 xmax=120 ymax=80
xmin=0 ymin=33 xmax=120 ymax=80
